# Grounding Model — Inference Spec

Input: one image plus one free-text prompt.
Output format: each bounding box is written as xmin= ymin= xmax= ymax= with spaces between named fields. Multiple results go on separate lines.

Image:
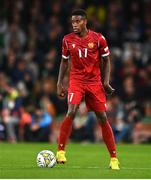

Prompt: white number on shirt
xmin=78 ymin=48 xmax=88 ymax=58
xmin=68 ymin=93 xmax=74 ymax=103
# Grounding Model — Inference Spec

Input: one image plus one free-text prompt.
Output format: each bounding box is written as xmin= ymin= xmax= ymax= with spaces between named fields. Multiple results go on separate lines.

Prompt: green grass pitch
xmin=0 ymin=143 xmax=151 ymax=179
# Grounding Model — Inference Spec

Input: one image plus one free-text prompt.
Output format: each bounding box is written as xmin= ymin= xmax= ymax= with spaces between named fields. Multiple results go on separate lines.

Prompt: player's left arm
xmin=99 ymin=35 xmax=115 ymax=95
xmin=102 ymin=55 xmax=115 ymax=95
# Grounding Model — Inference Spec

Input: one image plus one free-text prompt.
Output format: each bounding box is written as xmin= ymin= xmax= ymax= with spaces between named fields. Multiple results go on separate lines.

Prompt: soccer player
xmin=56 ymin=9 xmax=120 ymax=170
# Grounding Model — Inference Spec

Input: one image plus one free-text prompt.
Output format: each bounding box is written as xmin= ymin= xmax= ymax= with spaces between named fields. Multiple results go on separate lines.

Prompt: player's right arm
xmin=57 ymin=37 xmax=70 ymax=97
xmin=57 ymin=58 xmax=68 ymax=97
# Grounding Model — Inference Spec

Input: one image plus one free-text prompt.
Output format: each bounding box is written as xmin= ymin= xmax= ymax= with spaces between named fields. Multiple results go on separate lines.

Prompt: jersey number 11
xmin=78 ymin=48 xmax=88 ymax=58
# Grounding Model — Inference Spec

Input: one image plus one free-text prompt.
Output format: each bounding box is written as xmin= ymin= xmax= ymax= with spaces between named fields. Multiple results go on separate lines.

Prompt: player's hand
xmin=103 ymin=83 xmax=115 ymax=95
xmin=57 ymin=83 xmax=67 ymax=97
xmin=31 ymin=124 xmax=39 ymax=131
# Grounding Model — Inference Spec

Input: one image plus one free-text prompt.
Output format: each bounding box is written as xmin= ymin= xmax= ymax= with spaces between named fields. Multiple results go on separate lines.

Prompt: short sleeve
xmin=62 ymin=37 xmax=70 ymax=59
xmin=98 ymin=35 xmax=110 ymax=58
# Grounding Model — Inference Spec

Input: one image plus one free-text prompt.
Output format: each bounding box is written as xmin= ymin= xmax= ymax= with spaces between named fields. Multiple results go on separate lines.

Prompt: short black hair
xmin=71 ymin=9 xmax=87 ymax=19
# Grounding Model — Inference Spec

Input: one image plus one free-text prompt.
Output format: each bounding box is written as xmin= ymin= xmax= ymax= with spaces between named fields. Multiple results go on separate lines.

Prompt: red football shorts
xmin=68 ymin=82 xmax=107 ymax=112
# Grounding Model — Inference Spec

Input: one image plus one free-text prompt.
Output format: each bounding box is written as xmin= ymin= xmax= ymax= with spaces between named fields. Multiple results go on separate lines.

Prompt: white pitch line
xmin=56 ymin=166 xmax=151 ymax=170
xmin=56 ymin=166 xmax=99 ymax=169
xmin=122 ymin=167 xmax=151 ymax=170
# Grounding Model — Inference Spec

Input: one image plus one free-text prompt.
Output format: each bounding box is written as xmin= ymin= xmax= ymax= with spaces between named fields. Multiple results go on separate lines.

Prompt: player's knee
xmin=100 ymin=118 xmax=107 ymax=125
xmin=66 ymin=105 xmax=78 ymax=119
xmin=66 ymin=109 xmax=76 ymax=119
xmin=96 ymin=112 xmax=107 ymax=125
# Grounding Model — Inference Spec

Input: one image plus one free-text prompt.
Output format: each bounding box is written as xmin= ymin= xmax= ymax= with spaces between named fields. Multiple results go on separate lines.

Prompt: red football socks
xmin=58 ymin=116 xmax=116 ymax=157
xmin=100 ymin=120 xmax=117 ymax=158
xmin=58 ymin=116 xmax=73 ymax=151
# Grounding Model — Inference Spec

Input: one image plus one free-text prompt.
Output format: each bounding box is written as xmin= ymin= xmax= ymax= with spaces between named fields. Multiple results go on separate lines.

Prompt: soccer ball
xmin=37 ymin=150 xmax=56 ymax=168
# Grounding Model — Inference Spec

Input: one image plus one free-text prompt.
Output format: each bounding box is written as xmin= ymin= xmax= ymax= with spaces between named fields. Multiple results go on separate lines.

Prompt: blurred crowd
xmin=0 ymin=0 xmax=151 ymax=144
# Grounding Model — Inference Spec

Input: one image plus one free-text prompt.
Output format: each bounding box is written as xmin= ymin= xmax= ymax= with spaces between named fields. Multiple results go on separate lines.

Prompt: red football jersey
xmin=62 ymin=30 xmax=110 ymax=84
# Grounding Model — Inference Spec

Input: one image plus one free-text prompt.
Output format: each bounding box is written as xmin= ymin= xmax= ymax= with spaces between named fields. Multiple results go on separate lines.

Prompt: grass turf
xmin=0 ymin=143 xmax=151 ymax=179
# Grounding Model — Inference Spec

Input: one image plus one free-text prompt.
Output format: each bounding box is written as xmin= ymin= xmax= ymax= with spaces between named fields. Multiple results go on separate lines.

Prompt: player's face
xmin=71 ymin=15 xmax=87 ymax=34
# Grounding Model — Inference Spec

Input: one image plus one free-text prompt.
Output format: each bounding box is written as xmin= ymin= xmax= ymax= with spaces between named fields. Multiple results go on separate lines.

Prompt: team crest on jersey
xmin=88 ymin=42 xmax=94 ymax=48
xmin=72 ymin=44 xmax=75 ymax=48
